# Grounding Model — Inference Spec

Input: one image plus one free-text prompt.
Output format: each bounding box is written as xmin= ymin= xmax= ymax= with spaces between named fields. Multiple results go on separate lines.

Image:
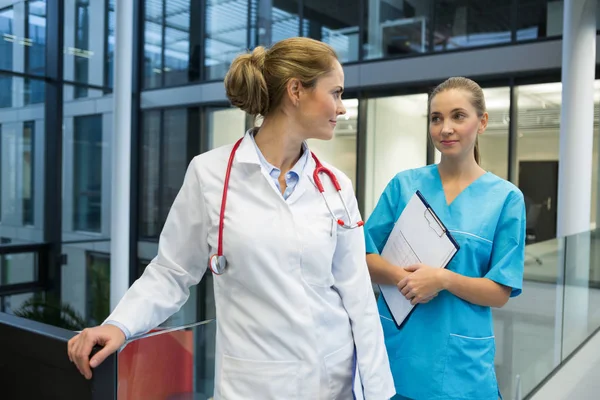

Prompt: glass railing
xmin=118 ymin=319 xmax=216 ymax=400
xmin=493 ymin=228 xmax=600 ymax=399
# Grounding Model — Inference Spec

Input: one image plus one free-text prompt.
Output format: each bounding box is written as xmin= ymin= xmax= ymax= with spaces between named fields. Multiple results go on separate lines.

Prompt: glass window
xmin=207 ymin=107 xmax=248 ymax=150
xmin=517 ymin=0 xmax=600 ymax=41
xmin=106 ymin=0 xmax=115 ymax=88
xmin=73 ymin=114 xmax=103 ymax=232
xmin=139 ymin=107 xmax=199 ymax=239
xmin=516 ymin=82 xmax=561 ymax=243
xmin=364 ymin=0 xmax=431 ymax=60
xmin=164 ymin=0 xmax=191 ymax=87
xmin=74 ymin=0 xmax=90 ymax=98
xmin=364 ymin=94 xmax=428 ymax=218
xmin=144 ymin=0 xmax=164 ymax=88
xmin=433 ymin=0 xmax=511 ymax=51
xmin=257 ymin=0 xmax=300 ymax=47
xmin=24 ymin=1 xmax=46 ymax=104
xmin=307 ymin=98 xmax=358 ymax=192
xmin=205 ymin=0 xmax=250 ymax=80
xmin=140 ymin=110 xmax=161 ymax=238
xmin=478 ymin=87 xmax=510 ymax=180
xmin=143 ymin=0 xmax=193 ymax=88
xmin=86 ymin=251 xmax=110 ymax=325
xmin=0 ymin=76 xmax=44 ymax=233
xmin=302 ymin=0 xmax=359 ymax=63
xmin=0 ymin=7 xmax=14 ymax=107
xmin=22 ymin=121 xmax=34 ymax=225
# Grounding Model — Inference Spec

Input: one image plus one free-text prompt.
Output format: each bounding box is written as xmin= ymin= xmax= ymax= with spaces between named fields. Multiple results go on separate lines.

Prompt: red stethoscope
xmin=208 ymin=137 xmax=364 ymax=275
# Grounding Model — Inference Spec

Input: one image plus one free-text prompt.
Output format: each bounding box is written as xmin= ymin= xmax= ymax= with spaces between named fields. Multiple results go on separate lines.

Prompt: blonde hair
xmin=224 ymin=37 xmax=338 ymax=117
xmin=430 ymin=77 xmax=486 ymax=164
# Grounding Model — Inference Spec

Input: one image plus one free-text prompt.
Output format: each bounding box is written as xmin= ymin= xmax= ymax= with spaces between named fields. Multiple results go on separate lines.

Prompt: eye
xmin=453 ymin=113 xmax=466 ymax=120
xmin=430 ymin=116 xmax=441 ymax=123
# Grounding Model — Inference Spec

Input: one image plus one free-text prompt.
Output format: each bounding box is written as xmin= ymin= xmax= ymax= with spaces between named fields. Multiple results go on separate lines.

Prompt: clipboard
xmin=378 ymin=190 xmax=459 ymax=328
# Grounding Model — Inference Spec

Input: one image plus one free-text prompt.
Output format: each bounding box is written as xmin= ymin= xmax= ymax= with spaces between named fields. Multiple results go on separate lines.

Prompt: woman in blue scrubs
xmin=365 ymin=77 xmax=526 ymax=400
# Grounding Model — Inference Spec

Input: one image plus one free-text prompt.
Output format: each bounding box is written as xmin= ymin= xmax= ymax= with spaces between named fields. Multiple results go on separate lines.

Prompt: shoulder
xmin=482 ymin=173 xmax=524 ymax=206
xmin=386 ymin=164 xmax=438 ymax=191
xmin=189 ymin=142 xmax=235 ymax=173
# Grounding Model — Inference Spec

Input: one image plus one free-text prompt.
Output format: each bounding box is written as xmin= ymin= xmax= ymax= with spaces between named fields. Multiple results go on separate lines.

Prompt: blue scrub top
xmin=365 ymin=164 xmax=526 ymax=400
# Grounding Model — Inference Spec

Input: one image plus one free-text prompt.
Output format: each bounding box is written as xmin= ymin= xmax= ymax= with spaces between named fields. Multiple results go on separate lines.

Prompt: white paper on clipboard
xmin=378 ymin=191 xmax=459 ymax=327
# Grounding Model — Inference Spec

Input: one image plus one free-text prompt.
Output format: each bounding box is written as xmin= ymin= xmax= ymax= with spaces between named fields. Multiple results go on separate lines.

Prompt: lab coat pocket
xmin=324 ymin=341 xmax=355 ymax=400
xmin=301 ymin=216 xmax=337 ymax=287
xmin=442 ymin=334 xmax=497 ymax=399
xmin=220 ymin=354 xmax=300 ymax=400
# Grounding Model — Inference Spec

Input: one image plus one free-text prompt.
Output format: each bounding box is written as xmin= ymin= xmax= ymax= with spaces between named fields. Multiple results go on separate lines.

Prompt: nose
xmin=441 ymin=119 xmax=454 ymax=135
xmin=336 ymin=100 xmax=346 ymax=116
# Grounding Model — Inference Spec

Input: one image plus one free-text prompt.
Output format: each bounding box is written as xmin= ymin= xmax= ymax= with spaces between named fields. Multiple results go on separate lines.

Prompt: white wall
xmin=364 ymin=94 xmax=428 ymax=218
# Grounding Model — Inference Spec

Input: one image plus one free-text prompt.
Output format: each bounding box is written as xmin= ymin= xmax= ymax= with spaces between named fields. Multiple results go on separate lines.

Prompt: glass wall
xmin=364 ymin=93 xmax=428 ymax=217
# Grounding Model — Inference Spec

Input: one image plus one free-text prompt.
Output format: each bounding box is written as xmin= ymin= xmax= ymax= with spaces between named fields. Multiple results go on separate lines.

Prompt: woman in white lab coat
xmin=68 ymin=37 xmax=395 ymax=400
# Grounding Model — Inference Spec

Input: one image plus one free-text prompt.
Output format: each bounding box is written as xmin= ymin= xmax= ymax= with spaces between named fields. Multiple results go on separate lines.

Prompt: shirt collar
xmin=249 ymin=130 xmax=309 ymax=179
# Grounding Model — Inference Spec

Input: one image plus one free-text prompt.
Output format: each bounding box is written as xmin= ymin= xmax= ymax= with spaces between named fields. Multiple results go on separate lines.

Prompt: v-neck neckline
xmin=434 ymin=165 xmax=489 ymax=207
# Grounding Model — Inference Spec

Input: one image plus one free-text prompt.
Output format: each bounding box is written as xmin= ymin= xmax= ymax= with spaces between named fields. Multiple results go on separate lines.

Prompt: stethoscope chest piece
xmin=209 ymin=254 xmax=227 ymax=275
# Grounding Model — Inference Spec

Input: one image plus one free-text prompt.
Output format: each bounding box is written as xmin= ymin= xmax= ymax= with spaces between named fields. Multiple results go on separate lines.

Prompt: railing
xmin=493 ymin=229 xmax=600 ymax=399
xmin=0 ymin=313 xmax=215 ymax=400
xmin=3 ymin=230 xmax=600 ymax=399
xmin=0 ymin=311 xmax=116 ymax=399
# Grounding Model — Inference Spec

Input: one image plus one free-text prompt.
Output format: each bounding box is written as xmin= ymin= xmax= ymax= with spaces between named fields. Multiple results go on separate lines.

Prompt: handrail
xmin=0 ymin=312 xmax=117 ymax=399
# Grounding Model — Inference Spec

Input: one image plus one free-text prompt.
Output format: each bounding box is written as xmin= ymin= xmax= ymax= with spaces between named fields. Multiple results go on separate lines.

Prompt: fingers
xmin=72 ymin=329 xmax=96 ymax=379
xmin=89 ymin=340 xmax=119 ymax=369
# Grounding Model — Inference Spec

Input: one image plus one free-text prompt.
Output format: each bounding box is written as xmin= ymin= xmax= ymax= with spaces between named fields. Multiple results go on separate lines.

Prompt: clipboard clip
xmin=424 ymin=208 xmax=446 ymax=238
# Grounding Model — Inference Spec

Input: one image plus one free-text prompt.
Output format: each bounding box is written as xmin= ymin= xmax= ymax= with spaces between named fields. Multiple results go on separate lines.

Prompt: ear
xmin=286 ymin=78 xmax=302 ymax=107
xmin=478 ymin=112 xmax=489 ymax=134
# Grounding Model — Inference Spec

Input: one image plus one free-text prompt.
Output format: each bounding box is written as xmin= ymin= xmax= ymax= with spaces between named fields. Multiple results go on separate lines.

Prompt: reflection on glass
xmin=22 ymin=121 xmax=34 ymax=225
xmin=118 ymin=320 xmax=216 ymax=400
xmin=365 ymin=0 xmax=430 ymax=60
xmin=478 ymin=87 xmax=510 ymax=180
xmin=364 ymin=94 xmax=428 ymax=218
xmin=307 ymin=98 xmax=358 ymax=193
xmin=144 ymin=0 xmax=163 ymax=88
xmin=432 ymin=0 xmax=511 ymax=51
xmin=302 ymin=0 xmax=359 ymax=62
xmin=205 ymin=0 xmax=249 ymax=80
xmin=73 ymin=115 xmax=103 ymax=232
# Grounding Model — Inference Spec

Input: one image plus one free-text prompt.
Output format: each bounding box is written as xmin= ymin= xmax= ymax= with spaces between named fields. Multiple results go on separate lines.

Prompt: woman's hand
xmin=397 ymin=264 xmax=446 ymax=305
xmin=67 ymin=324 xmax=126 ymax=379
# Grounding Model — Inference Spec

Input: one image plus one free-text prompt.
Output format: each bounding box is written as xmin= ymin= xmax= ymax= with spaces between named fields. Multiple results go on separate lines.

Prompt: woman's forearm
xmin=440 ymin=269 xmax=511 ymax=308
xmin=366 ymin=253 xmax=409 ymax=285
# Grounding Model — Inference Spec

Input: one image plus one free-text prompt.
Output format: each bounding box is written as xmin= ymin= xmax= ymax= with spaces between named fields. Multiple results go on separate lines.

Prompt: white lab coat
xmin=106 ymin=132 xmax=395 ymax=399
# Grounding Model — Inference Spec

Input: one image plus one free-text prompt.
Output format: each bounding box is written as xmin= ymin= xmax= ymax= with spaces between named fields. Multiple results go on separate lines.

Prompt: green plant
xmin=13 ymin=295 xmax=87 ymax=331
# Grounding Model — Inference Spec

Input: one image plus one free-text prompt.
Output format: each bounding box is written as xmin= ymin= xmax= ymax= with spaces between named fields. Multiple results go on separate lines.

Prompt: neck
xmin=438 ymin=154 xmax=482 ymax=181
xmin=253 ymin=113 xmax=305 ymax=172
